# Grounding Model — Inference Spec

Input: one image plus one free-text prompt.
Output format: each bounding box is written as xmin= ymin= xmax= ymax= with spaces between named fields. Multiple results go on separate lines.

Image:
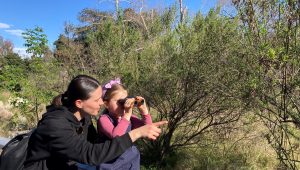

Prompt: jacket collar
xmin=43 ymin=105 xmax=83 ymax=125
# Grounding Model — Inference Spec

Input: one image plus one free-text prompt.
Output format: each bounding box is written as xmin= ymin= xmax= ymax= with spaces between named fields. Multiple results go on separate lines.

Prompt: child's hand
xmin=135 ymin=96 xmax=149 ymax=115
xmin=123 ymin=98 xmax=134 ymax=121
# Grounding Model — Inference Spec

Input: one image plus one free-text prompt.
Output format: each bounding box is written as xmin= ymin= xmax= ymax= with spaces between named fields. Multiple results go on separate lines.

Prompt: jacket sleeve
xmin=39 ymin=116 xmax=133 ymax=165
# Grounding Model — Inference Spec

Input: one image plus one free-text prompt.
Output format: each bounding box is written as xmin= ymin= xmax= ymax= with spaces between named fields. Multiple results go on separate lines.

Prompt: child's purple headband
xmin=102 ymin=78 xmax=121 ymax=98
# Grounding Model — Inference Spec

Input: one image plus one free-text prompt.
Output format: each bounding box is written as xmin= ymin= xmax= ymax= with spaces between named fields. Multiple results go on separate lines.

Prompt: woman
xmin=24 ymin=75 xmax=167 ymax=170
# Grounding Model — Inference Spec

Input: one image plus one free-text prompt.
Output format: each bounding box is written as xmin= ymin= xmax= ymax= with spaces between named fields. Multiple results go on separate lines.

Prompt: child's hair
xmin=102 ymin=79 xmax=127 ymax=115
xmin=102 ymin=84 xmax=127 ymax=102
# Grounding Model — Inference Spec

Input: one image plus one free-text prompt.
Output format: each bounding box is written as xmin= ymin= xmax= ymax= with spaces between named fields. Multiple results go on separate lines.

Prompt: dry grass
xmin=0 ymin=92 xmax=14 ymax=137
xmin=167 ymin=113 xmax=280 ymax=170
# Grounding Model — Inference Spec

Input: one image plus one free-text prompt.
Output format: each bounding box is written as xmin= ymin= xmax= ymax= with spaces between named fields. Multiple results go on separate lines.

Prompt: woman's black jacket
xmin=24 ymin=106 xmax=133 ymax=170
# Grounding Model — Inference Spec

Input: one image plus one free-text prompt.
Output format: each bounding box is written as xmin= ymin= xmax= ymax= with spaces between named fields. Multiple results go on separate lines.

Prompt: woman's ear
xmin=75 ymin=99 xmax=83 ymax=109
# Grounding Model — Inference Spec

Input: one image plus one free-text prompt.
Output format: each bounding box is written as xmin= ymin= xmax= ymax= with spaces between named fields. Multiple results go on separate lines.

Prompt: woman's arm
xmin=128 ymin=121 xmax=168 ymax=141
xmin=34 ymin=113 xmax=167 ymax=166
xmin=32 ymin=116 xmax=133 ymax=166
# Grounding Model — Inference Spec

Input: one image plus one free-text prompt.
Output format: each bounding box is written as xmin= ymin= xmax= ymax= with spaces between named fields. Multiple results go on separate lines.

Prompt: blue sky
xmin=0 ymin=0 xmax=224 ymax=56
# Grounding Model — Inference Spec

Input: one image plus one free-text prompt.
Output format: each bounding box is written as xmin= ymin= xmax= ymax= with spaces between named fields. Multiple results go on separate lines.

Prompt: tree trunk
xmin=179 ymin=0 xmax=184 ymax=22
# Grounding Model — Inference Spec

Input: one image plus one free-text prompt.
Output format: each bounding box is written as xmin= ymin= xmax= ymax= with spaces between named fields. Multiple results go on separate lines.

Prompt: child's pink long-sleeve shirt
xmin=98 ymin=113 xmax=152 ymax=139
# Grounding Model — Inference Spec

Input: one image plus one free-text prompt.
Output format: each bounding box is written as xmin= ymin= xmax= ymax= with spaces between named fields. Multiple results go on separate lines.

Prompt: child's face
xmin=106 ymin=90 xmax=128 ymax=117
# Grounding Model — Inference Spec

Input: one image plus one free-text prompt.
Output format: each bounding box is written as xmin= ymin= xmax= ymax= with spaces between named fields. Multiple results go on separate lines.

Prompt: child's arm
xmin=98 ymin=115 xmax=131 ymax=139
xmin=131 ymin=114 xmax=153 ymax=129
xmin=133 ymin=96 xmax=153 ymax=127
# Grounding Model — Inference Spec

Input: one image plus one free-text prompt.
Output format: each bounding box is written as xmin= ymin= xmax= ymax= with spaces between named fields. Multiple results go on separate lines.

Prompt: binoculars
xmin=117 ymin=97 xmax=144 ymax=107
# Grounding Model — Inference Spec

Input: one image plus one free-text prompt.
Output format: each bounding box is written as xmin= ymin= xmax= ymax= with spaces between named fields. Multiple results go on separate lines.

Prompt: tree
xmin=0 ymin=53 xmax=27 ymax=92
xmin=21 ymin=26 xmax=61 ymax=125
xmin=22 ymin=26 xmax=48 ymax=58
xmin=0 ymin=36 xmax=14 ymax=56
xmin=54 ymin=34 xmax=85 ymax=77
xmin=121 ymin=9 xmax=250 ymax=167
xmin=179 ymin=0 xmax=186 ymax=23
xmin=233 ymin=0 xmax=300 ymax=168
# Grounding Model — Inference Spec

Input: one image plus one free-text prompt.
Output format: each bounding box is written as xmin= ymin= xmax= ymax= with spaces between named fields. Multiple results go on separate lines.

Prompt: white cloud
xmin=0 ymin=23 xmax=10 ymax=29
xmin=5 ymin=29 xmax=24 ymax=37
xmin=13 ymin=47 xmax=31 ymax=58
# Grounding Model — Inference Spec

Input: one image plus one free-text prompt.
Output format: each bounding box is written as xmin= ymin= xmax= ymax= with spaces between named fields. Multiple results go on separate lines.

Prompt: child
xmin=97 ymin=78 xmax=152 ymax=170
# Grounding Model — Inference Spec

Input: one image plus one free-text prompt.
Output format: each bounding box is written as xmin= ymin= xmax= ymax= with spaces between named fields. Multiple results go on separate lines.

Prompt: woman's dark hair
xmin=52 ymin=75 xmax=100 ymax=108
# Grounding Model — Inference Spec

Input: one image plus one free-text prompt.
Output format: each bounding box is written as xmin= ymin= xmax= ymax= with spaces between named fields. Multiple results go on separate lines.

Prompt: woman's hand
xmin=128 ymin=121 xmax=168 ymax=142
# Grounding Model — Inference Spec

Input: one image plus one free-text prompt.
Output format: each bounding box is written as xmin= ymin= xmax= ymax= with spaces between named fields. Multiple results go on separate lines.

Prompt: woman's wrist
xmin=128 ymin=129 xmax=141 ymax=142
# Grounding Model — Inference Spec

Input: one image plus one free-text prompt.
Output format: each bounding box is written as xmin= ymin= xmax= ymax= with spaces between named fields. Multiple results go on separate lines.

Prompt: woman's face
xmin=81 ymin=87 xmax=104 ymax=116
xmin=106 ymin=90 xmax=128 ymax=117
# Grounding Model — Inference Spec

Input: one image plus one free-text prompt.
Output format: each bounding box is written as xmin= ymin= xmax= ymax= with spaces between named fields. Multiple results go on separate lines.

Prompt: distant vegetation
xmin=1 ymin=0 xmax=300 ymax=169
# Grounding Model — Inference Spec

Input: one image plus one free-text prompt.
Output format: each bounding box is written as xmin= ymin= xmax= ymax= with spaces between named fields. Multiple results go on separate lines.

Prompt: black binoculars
xmin=117 ymin=97 xmax=144 ymax=107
